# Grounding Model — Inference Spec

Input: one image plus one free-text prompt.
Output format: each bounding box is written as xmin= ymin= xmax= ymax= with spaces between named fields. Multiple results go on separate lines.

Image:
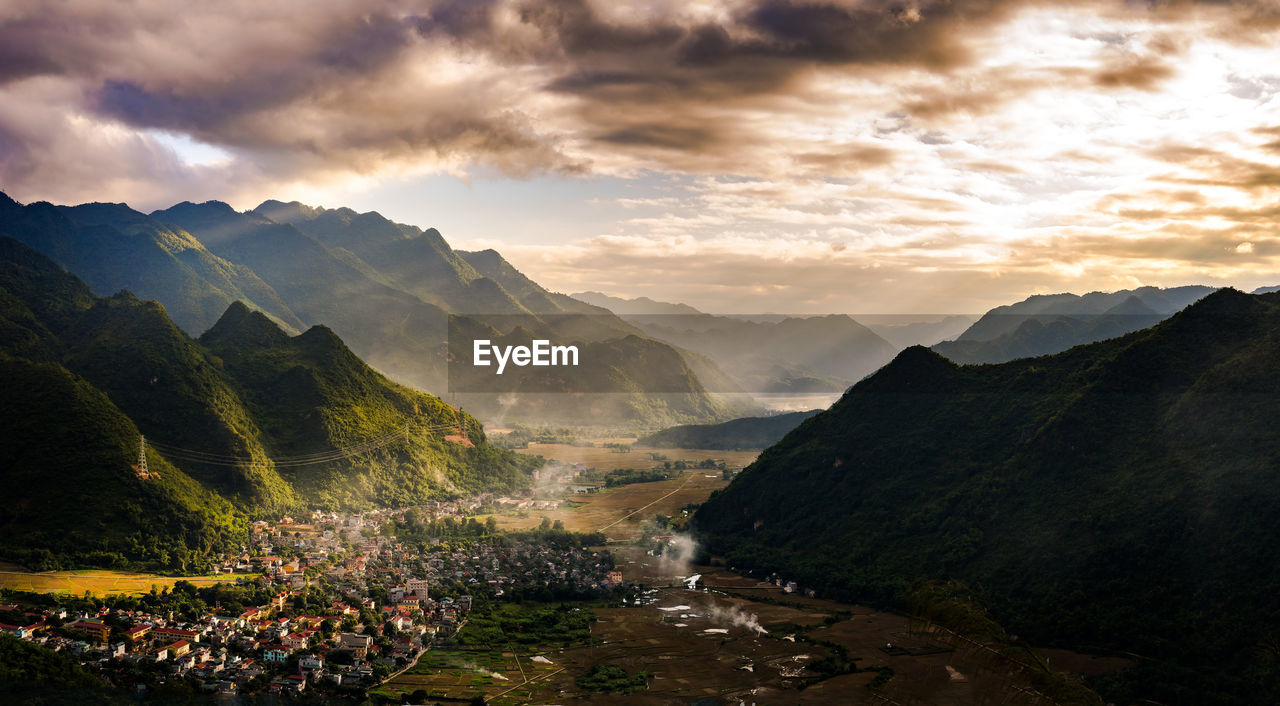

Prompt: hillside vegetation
xmin=0 ymin=190 xmax=748 ymax=427
xmin=696 ymin=288 xmax=1280 ymax=704
xmin=0 ymin=237 xmax=537 ymax=572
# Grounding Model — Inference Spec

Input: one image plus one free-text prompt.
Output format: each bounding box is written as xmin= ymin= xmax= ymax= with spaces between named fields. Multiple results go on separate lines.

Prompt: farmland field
xmin=0 ymin=563 xmax=244 ymax=596
xmin=494 ymin=442 xmax=758 ymax=541
xmin=516 ymin=441 xmax=759 ymax=471
xmin=372 ymin=648 xmax=561 ymax=705
xmin=485 ymin=471 xmax=732 ymax=541
xmin=475 ymin=547 xmax=1129 ymax=705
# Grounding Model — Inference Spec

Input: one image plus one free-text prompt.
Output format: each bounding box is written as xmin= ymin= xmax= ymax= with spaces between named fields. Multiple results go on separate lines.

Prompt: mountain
xmin=59 ymin=291 xmax=295 ymax=511
xmin=0 ymin=237 xmax=537 ymax=572
xmin=0 ymin=238 xmax=247 ymax=572
xmin=620 ymin=312 xmax=898 ymax=392
xmin=146 ymin=197 xmax=740 ymax=426
xmin=152 ymin=199 xmax=451 ymax=390
xmin=568 ymin=291 xmax=899 ymax=392
xmin=251 ymin=199 xmax=526 ymax=316
xmin=932 ymin=285 xmax=1213 ymax=363
xmin=0 ymin=193 xmax=304 ymax=336
xmin=694 ymin=288 xmax=1280 ymax=703
xmin=863 ymin=315 xmax=976 ymax=348
xmin=570 ymin=291 xmax=705 ymax=316
xmin=200 ymin=303 xmax=536 ymax=504
xmin=1 ymin=190 xmax=737 ymax=428
xmin=637 ymin=409 xmax=822 ymax=450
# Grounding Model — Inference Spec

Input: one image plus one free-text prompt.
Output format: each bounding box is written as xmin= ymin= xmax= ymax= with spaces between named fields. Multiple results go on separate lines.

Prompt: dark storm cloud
xmin=0 ymin=17 xmax=64 ymax=84
xmin=0 ymin=0 xmax=1277 ymax=208
xmin=534 ymin=0 xmax=1017 ymax=103
xmin=518 ymin=0 xmax=686 ymax=55
xmin=598 ymin=124 xmax=719 ymax=151
xmin=94 ymin=11 xmax=417 ymax=133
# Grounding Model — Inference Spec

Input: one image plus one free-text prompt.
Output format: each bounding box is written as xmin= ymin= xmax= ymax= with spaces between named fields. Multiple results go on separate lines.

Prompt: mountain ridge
xmin=932 ymin=285 xmax=1214 ymax=364
xmin=695 ymin=286 xmax=1280 ymax=703
xmin=0 ymin=236 xmax=538 ymax=571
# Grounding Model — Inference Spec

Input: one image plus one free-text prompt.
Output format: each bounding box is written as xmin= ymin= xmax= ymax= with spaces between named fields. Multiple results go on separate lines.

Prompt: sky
xmin=3 ymin=0 xmax=1280 ymax=314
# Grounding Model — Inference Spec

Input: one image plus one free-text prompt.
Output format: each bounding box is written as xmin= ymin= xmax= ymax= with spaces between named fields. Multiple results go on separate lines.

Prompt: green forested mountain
xmin=153 ymin=199 xmax=452 ymax=390
xmin=0 ymin=238 xmax=246 ymax=571
xmin=0 ymin=237 xmax=536 ymax=571
xmin=252 ymin=199 xmax=524 ymax=315
xmin=638 ymin=409 xmax=821 ymax=450
xmin=932 ymin=285 xmax=1213 ymax=364
xmin=695 ymin=288 xmax=1280 ymax=704
xmin=200 ymin=302 xmax=537 ymax=505
xmin=59 ymin=291 xmax=295 ymax=512
xmin=0 ymin=190 xmax=741 ymax=427
xmin=153 ymin=198 xmax=740 ymax=426
xmin=0 ymin=192 xmax=304 ymax=335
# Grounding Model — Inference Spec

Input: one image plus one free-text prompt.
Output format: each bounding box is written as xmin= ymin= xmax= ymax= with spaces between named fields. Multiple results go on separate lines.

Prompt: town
xmin=0 ymin=501 xmax=624 ymax=701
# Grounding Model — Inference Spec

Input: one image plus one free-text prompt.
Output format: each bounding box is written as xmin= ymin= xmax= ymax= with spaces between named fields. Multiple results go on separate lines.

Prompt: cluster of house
xmin=1 ymin=570 xmax=451 ymax=698
xmin=488 ymin=496 xmax=561 ymax=512
xmin=413 ymin=539 xmax=616 ymax=596
xmin=2 ymin=502 xmax=623 ymax=698
xmin=241 ymin=509 xmax=617 ymax=598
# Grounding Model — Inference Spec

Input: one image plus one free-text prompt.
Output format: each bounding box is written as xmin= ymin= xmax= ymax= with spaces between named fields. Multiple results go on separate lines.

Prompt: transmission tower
xmin=132 ymin=435 xmax=157 ymax=480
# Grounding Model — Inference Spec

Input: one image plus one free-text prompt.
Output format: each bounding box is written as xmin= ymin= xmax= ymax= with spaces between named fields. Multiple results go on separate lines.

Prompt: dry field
xmin=515 ymin=441 xmax=759 ymax=472
xmin=484 ymin=471 xmax=733 ymax=542
xmin=374 ymin=649 xmax=562 ymax=704
xmin=488 ymin=441 xmax=758 ymax=542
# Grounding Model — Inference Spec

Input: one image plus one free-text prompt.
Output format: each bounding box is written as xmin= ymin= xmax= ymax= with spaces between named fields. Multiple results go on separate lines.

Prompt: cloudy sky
xmin=4 ymin=0 xmax=1280 ymax=314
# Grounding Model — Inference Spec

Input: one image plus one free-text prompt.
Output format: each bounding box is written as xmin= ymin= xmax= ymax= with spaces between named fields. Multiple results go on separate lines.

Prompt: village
xmin=0 ymin=500 xmax=623 ymax=700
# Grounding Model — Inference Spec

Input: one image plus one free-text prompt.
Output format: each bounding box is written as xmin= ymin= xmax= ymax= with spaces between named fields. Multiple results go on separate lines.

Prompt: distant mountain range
xmin=571 ymin=291 xmax=704 ymax=316
xmin=0 ymin=237 xmax=535 ymax=572
xmin=931 ymin=285 xmax=1216 ymax=364
xmin=637 ymin=410 xmax=821 ymax=450
xmin=569 ymin=293 xmax=902 ymax=393
xmin=862 ymin=315 xmax=976 ymax=349
xmin=0 ymin=191 xmax=748 ymax=427
xmin=695 ymin=288 xmax=1280 ymax=703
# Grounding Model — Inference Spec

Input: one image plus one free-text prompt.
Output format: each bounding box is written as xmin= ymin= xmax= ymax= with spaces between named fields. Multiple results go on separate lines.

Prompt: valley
xmin=0 ymin=435 xmax=1118 ymax=704
xmin=8 ymin=4 xmax=1280 ymax=702
xmin=3 ymin=187 xmax=1279 ymax=703
xmin=369 ymin=444 xmax=1119 ymax=705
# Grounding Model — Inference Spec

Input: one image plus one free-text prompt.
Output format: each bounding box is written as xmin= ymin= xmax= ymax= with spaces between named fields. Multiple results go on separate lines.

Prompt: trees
xmin=574 ymin=663 xmax=649 ymax=694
